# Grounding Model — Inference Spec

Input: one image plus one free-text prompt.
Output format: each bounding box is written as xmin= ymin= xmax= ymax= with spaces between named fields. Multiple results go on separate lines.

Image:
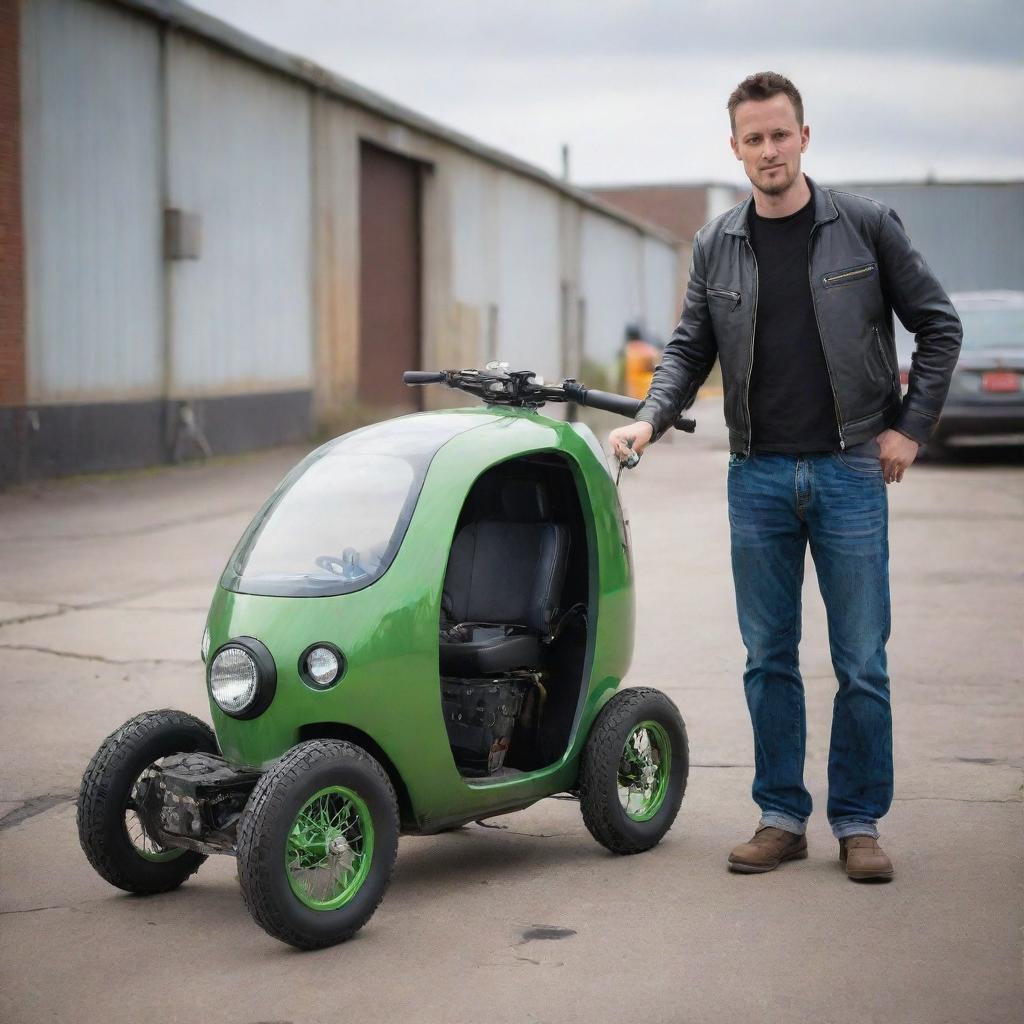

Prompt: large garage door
xmin=359 ymin=142 xmax=422 ymax=408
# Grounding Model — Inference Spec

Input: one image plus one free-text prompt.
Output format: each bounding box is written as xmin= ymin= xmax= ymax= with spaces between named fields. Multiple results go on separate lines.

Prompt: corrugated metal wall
xmin=21 ymin=0 xmax=163 ymax=401
xmin=447 ymin=156 xmax=667 ymax=386
xmin=835 ymin=183 xmax=1024 ymax=292
xmin=641 ymin=236 xmax=679 ymax=343
xmin=495 ymin=175 xmax=561 ymax=378
xmin=311 ymin=95 xmax=360 ymax=417
xmin=17 ymin=0 xmax=679 ymax=472
xmin=449 ymin=156 xmax=497 ymax=310
xmin=580 ymin=212 xmax=644 ymax=377
xmin=166 ymin=33 xmax=313 ymax=395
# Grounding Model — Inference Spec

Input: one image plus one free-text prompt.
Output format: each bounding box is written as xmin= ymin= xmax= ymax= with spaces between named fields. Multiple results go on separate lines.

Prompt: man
xmin=609 ymin=72 xmax=961 ymax=881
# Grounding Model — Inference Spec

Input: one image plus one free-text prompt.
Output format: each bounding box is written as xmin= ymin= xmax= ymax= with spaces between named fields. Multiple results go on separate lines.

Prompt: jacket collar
xmin=722 ymin=175 xmax=839 ymax=237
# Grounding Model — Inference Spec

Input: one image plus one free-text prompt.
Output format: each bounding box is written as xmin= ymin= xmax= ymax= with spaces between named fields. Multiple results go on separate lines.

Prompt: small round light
xmin=305 ymin=646 xmax=340 ymax=688
xmin=210 ymin=647 xmax=259 ymax=714
xmin=201 ymin=627 xmax=211 ymax=664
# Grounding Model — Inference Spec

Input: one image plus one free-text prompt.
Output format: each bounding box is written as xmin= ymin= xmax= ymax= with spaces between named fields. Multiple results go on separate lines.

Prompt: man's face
xmin=730 ymin=94 xmax=809 ymax=197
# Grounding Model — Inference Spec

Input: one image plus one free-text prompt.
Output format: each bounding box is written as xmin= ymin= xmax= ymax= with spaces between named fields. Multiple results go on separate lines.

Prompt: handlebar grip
xmin=578 ymin=388 xmax=643 ymax=418
xmin=403 ymin=371 xmax=446 ymax=386
xmin=579 ymin=387 xmax=698 ymax=434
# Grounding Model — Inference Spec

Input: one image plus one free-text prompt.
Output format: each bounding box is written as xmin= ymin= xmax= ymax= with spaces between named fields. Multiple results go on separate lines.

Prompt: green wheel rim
xmin=125 ymin=763 xmax=185 ymax=863
xmin=286 ymin=785 xmax=375 ymax=910
xmin=618 ymin=720 xmax=672 ymax=822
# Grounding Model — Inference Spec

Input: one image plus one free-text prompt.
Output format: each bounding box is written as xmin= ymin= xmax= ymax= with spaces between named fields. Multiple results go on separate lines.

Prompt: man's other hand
xmin=877 ymin=429 xmax=920 ymax=484
xmin=609 ymin=421 xmax=655 ymax=462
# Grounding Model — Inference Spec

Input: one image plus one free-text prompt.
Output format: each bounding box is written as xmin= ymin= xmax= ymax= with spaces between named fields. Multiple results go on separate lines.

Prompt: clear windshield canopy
xmin=221 ymin=413 xmax=484 ymax=597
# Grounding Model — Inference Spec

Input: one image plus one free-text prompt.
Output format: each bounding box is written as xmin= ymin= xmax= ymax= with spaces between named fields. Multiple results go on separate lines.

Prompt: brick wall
xmin=589 ymin=185 xmax=710 ymax=244
xmin=0 ymin=0 xmax=25 ymax=407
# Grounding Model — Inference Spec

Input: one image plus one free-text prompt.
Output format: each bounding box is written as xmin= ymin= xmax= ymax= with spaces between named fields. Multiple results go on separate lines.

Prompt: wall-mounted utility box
xmin=164 ymin=209 xmax=202 ymax=260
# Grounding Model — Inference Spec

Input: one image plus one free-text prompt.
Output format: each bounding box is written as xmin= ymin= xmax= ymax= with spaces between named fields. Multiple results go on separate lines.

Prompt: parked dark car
xmin=896 ymin=291 xmax=1024 ymax=452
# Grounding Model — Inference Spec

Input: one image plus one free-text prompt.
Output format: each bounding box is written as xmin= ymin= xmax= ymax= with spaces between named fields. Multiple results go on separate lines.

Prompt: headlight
xmin=210 ymin=647 xmax=258 ymax=713
xmin=208 ymin=637 xmax=277 ymax=719
xmin=299 ymin=643 xmax=345 ymax=690
xmin=201 ymin=627 xmax=211 ymax=663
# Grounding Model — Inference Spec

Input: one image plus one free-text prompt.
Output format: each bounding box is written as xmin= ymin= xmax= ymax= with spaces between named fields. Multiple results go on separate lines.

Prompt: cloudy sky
xmin=190 ymin=0 xmax=1023 ymax=187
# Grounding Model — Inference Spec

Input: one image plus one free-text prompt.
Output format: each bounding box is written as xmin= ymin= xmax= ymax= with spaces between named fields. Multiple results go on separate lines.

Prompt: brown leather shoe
xmin=728 ymin=825 xmax=808 ymax=873
xmin=839 ymin=835 xmax=894 ymax=881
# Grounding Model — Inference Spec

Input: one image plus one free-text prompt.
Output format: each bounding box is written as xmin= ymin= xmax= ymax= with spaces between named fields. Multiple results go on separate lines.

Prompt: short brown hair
xmin=728 ymin=72 xmax=803 ymax=134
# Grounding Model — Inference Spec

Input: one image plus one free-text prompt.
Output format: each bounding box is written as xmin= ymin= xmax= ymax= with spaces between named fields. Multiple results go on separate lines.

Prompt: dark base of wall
xmin=0 ymin=390 xmax=312 ymax=487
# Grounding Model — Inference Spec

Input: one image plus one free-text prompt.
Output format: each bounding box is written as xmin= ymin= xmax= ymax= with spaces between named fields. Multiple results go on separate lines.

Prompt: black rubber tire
xmin=77 ymin=709 xmax=217 ymax=893
xmin=236 ymin=740 xmax=400 ymax=950
xmin=578 ymin=688 xmax=688 ymax=855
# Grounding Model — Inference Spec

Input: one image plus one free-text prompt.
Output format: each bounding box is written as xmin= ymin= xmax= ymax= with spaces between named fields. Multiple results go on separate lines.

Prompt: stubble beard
xmin=753 ymin=164 xmax=799 ymax=198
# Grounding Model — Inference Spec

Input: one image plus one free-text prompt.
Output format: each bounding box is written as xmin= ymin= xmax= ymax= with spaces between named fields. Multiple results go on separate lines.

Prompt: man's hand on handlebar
xmin=609 ymin=421 xmax=654 ymax=463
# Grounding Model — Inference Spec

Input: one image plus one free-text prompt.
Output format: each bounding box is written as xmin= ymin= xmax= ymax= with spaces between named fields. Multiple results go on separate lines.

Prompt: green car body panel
xmin=204 ymin=406 xmax=634 ymax=832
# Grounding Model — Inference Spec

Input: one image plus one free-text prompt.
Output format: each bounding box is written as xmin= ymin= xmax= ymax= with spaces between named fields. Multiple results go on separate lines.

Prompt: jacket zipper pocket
xmin=707 ymin=286 xmax=741 ymax=307
xmin=822 ymin=263 xmax=876 ymax=288
xmin=873 ymin=324 xmax=900 ymax=397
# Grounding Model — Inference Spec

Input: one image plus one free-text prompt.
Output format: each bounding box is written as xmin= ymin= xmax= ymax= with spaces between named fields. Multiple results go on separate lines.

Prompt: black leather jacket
xmin=637 ymin=177 xmax=962 ymax=452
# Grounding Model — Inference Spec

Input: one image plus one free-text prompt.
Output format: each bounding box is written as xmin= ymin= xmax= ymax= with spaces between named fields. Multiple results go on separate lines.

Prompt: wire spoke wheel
xmin=237 ymin=741 xmax=399 ymax=948
xmin=580 ymin=689 xmax=687 ymax=855
xmin=77 ymin=709 xmax=216 ymax=894
xmin=286 ymin=786 xmax=374 ymax=910
xmin=616 ymin=720 xmax=671 ymax=822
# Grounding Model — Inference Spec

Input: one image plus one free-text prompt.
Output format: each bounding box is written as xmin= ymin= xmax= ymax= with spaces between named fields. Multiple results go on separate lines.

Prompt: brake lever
xmin=615 ymin=438 xmax=641 ymax=486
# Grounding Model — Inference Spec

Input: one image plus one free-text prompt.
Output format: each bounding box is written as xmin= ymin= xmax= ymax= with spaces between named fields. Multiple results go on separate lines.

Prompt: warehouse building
xmin=829 ymin=181 xmax=1024 ymax=293
xmin=589 ymin=183 xmax=746 ymax=298
xmin=0 ymin=0 xmax=680 ymax=485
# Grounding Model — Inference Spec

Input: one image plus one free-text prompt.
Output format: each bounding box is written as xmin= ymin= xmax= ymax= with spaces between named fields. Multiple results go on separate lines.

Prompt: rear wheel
xmin=236 ymin=740 xmax=399 ymax=949
xmin=579 ymin=688 xmax=688 ymax=854
xmin=77 ymin=709 xmax=216 ymax=893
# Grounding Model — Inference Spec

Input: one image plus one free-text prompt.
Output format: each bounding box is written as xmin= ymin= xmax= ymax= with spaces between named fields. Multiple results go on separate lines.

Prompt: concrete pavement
xmin=1 ymin=400 xmax=1021 ymax=1024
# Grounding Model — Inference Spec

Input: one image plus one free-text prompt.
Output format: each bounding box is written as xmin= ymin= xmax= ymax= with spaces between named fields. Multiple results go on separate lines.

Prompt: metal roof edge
xmin=108 ymin=0 xmax=680 ymax=247
xmin=587 ymin=181 xmax=745 ymax=192
xmin=588 ymin=178 xmax=1024 ymax=191
xmin=826 ymin=179 xmax=1024 ymax=189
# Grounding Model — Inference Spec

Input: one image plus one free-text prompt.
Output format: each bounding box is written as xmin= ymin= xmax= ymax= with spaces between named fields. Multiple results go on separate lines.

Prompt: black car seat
xmin=439 ymin=478 xmax=570 ymax=677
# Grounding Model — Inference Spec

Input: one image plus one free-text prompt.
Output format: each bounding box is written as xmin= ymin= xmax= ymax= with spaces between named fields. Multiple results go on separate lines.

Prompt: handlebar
xmin=569 ymin=385 xmax=696 ymax=432
xmin=402 ymin=371 xmax=446 ymax=385
xmin=574 ymin=387 xmax=641 ymax=418
xmin=403 ymin=367 xmax=696 ymax=433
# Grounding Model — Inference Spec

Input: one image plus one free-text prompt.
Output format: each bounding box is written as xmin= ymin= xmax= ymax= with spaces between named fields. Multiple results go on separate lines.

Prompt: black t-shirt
xmin=747 ymin=196 xmax=839 ymax=452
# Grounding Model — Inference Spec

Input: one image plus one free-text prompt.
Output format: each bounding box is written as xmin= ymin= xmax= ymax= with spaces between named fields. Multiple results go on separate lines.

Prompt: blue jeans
xmin=727 ymin=444 xmax=892 ymax=841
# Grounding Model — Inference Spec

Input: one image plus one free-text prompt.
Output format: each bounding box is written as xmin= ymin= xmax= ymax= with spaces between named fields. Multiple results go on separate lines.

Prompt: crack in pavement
xmin=0 ymin=603 xmax=205 ymax=629
xmin=0 ymin=577 xmax=209 ymax=629
xmin=941 ymin=757 xmax=1023 ymax=768
xmin=0 ymin=606 xmax=70 ymax=628
xmin=0 ymin=643 xmax=195 ymax=667
xmin=473 ymin=821 xmax=569 ymax=838
xmin=0 ymin=503 xmax=258 ymax=544
xmin=113 ymin=606 xmax=208 ymax=615
xmin=0 ymin=793 xmax=75 ymax=831
xmin=692 ymin=763 xmax=755 ymax=768
xmin=0 ymin=897 xmax=107 ymax=916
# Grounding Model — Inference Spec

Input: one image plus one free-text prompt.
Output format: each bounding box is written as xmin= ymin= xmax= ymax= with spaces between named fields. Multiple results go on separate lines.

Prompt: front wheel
xmin=578 ymin=688 xmax=688 ymax=855
xmin=77 ymin=709 xmax=217 ymax=893
xmin=236 ymin=740 xmax=399 ymax=950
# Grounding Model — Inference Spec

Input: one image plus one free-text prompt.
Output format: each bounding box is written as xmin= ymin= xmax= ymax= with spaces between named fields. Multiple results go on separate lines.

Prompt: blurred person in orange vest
xmin=622 ymin=323 xmax=660 ymax=401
